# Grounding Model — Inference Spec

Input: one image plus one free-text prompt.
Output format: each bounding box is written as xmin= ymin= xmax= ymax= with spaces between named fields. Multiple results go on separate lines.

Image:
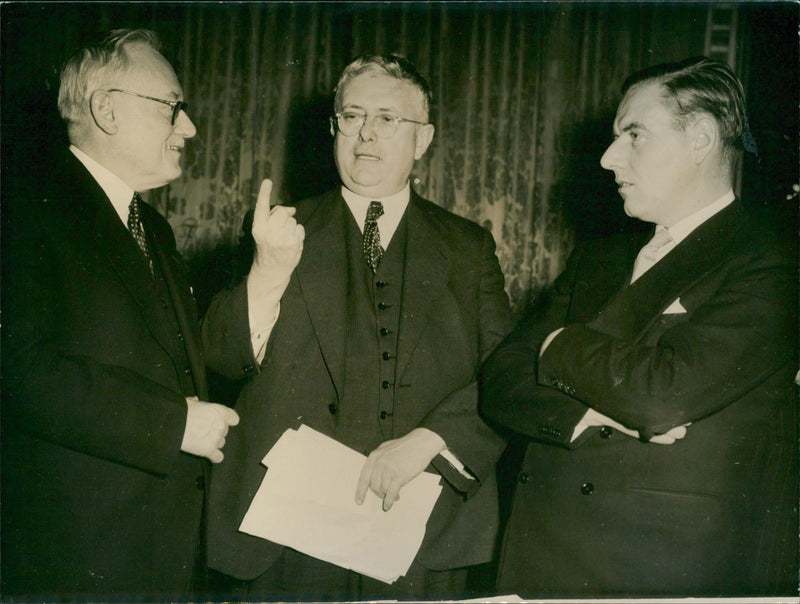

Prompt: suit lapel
xmin=295 ymin=192 xmax=349 ymax=399
xmin=590 ymin=202 xmax=745 ymax=340
xmin=59 ymin=153 xmax=184 ymax=358
xmin=145 ymin=213 xmax=209 ymax=399
xmin=395 ymin=194 xmax=451 ymax=376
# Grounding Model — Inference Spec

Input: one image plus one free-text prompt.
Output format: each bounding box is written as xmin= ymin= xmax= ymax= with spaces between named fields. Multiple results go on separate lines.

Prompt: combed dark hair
xmin=333 ymin=53 xmax=432 ymax=121
xmin=58 ymin=29 xmax=162 ymax=125
xmin=622 ymin=56 xmax=754 ymax=161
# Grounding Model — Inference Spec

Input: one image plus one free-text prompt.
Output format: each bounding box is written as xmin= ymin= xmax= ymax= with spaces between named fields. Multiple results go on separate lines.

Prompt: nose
xmin=174 ymin=109 xmax=197 ymax=139
xmin=600 ymin=138 xmax=621 ymax=171
xmin=358 ymin=115 xmax=377 ymax=141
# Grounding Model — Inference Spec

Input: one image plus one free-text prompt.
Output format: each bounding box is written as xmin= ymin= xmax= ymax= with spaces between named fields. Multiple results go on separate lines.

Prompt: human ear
xmin=414 ymin=123 xmax=435 ymax=160
xmin=89 ymin=90 xmax=119 ymax=135
xmin=691 ymin=116 xmax=717 ymax=165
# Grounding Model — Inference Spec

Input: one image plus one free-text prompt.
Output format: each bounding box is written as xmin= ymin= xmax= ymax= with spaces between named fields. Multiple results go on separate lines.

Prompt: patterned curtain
xmin=2 ymin=3 xmax=725 ymax=315
xmin=138 ymin=2 xmax=711 ymax=316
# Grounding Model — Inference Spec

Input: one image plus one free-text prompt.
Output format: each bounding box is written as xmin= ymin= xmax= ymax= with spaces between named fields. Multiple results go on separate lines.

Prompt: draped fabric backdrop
xmin=2 ymin=2 xmax=797 ymax=316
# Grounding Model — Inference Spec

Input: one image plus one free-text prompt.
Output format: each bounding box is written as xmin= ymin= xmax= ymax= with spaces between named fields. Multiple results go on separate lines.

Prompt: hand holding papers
xmin=239 ymin=425 xmax=443 ymax=584
xmin=356 ymin=427 xmax=446 ymax=511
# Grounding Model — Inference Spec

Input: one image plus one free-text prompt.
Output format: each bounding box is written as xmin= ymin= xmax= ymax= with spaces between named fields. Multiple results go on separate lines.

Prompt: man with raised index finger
xmin=202 ymin=53 xmax=512 ymax=601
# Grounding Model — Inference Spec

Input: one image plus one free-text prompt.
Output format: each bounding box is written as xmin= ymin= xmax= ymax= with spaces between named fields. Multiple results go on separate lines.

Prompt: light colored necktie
xmin=630 ymin=228 xmax=672 ymax=283
xmin=363 ymin=201 xmax=384 ymax=273
xmin=128 ymin=193 xmax=154 ymax=276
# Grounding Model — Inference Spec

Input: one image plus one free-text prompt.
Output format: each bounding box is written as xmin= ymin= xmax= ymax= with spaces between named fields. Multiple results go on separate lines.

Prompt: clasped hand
xmin=181 ymin=397 xmax=240 ymax=463
xmin=355 ymin=428 xmax=446 ymax=512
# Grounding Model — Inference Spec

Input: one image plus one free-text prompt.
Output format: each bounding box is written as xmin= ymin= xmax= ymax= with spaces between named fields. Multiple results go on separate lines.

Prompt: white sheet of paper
xmin=239 ymin=424 xmax=443 ymax=584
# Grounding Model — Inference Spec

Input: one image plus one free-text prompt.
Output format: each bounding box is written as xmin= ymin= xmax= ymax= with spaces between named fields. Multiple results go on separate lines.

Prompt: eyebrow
xmin=622 ymin=121 xmax=645 ymax=132
xmin=341 ymin=104 xmax=401 ymax=114
xmin=612 ymin=120 xmax=646 ymax=137
xmin=621 ymin=121 xmax=645 ymax=133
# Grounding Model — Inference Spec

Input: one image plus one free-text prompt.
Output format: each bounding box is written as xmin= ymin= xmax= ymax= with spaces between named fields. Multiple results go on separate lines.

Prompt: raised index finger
xmin=253 ymin=178 xmax=273 ymax=225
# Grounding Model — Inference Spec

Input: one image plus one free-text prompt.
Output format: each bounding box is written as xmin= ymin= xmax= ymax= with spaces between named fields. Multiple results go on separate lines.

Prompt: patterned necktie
xmin=128 ymin=193 xmax=154 ymax=276
xmin=363 ymin=201 xmax=385 ymax=272
xmin=630 ymin=228 xmax=673 ymax=283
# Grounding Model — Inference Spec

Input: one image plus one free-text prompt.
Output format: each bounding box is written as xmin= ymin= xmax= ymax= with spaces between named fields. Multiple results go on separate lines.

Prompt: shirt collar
xmin=70 ymin=144 xmax=135 ymax=225
xmin=341 ymin=182 xmax=411 ymax=246
xmin=663 ymin=189 xmax=735 ymax=245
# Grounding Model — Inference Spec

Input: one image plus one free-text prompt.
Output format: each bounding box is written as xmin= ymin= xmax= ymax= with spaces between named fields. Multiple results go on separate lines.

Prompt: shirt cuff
xmin=250 ymin=302 xmax=280 ymax=363
xmin=439 ymin=448 xmax=476 ymax=481
xmin=570 ymin=411 xmax=591 ymax=442
xmin=539 ymin=327 xmax=565 ymax=357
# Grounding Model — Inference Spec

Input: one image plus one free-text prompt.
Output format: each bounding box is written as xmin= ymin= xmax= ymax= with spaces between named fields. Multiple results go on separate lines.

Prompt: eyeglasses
xmin=331 ymin=111 xmax=427 ymax=139
xmin=106 ymin=89 xmax=188 ymax=125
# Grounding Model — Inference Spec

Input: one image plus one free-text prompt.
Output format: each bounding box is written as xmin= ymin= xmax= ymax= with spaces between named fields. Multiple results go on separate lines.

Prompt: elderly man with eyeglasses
xmin=201 ymin=53 xmax=512 ymax=601
xmin=1 ymin=29 xmax=239 ymax=599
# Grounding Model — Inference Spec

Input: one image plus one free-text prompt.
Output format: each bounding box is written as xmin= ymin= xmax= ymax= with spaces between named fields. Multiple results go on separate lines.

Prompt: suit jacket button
xmin=518 ymin=472 xmax=531 ymax=484
xmin=377 ymin=302 xmax=391 ymax=310
xmin=380 ymin=328 xmax=392 ymax=336
xmin=195 ymin=475 xmax=205 ymax=490
xmin=328 ymin=403 xmax=338 ymax=415
xmin=183 ymin=367 xmax=192 ymax=376
xmin=600 ymin=426 xmax=613 ymax=439
xmin=242 ymin=364 xmax=255 ymax=376
xmin=382 ymin=380 xmax=391 ymax=389
xmin=379 ymin=410 xmax=390 ymax=420
xmin=581 ymin=482 xmax=594 ymax=495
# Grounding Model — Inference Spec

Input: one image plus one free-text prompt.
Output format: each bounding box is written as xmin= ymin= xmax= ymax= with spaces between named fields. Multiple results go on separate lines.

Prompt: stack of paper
xmin=239 ymin=424 xmax=443 ymax=584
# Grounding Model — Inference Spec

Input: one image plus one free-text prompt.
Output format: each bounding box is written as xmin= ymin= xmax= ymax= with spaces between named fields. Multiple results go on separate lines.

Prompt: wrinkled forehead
xmin=338 ymin=71 xmax=427 ymax=118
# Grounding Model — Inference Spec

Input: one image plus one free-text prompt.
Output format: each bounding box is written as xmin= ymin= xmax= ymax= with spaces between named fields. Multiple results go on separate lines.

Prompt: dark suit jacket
xmin=1 ymin=150 xmax=209 ymax=598
xmin=202 ymin=188 xmax=512 ymax=581
xmin=480 ymin=200 xmax=799 ymax=597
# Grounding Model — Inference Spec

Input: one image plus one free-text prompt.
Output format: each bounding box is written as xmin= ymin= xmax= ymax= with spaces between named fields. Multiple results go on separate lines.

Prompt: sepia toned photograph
xmin=1 ymin=2 xmax=797 ymax=602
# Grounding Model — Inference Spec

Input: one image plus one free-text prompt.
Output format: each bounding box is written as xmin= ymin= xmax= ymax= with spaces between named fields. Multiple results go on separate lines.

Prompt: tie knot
xmin=646 ymin=228 xmax=673 ymax=250
xmin=630 ymin=228 xmax=673 ymax=283
xmin=366 ymin=201 xmax=384 ymax=222
xmin=129 ymin=192 xmax=143 ymax=220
